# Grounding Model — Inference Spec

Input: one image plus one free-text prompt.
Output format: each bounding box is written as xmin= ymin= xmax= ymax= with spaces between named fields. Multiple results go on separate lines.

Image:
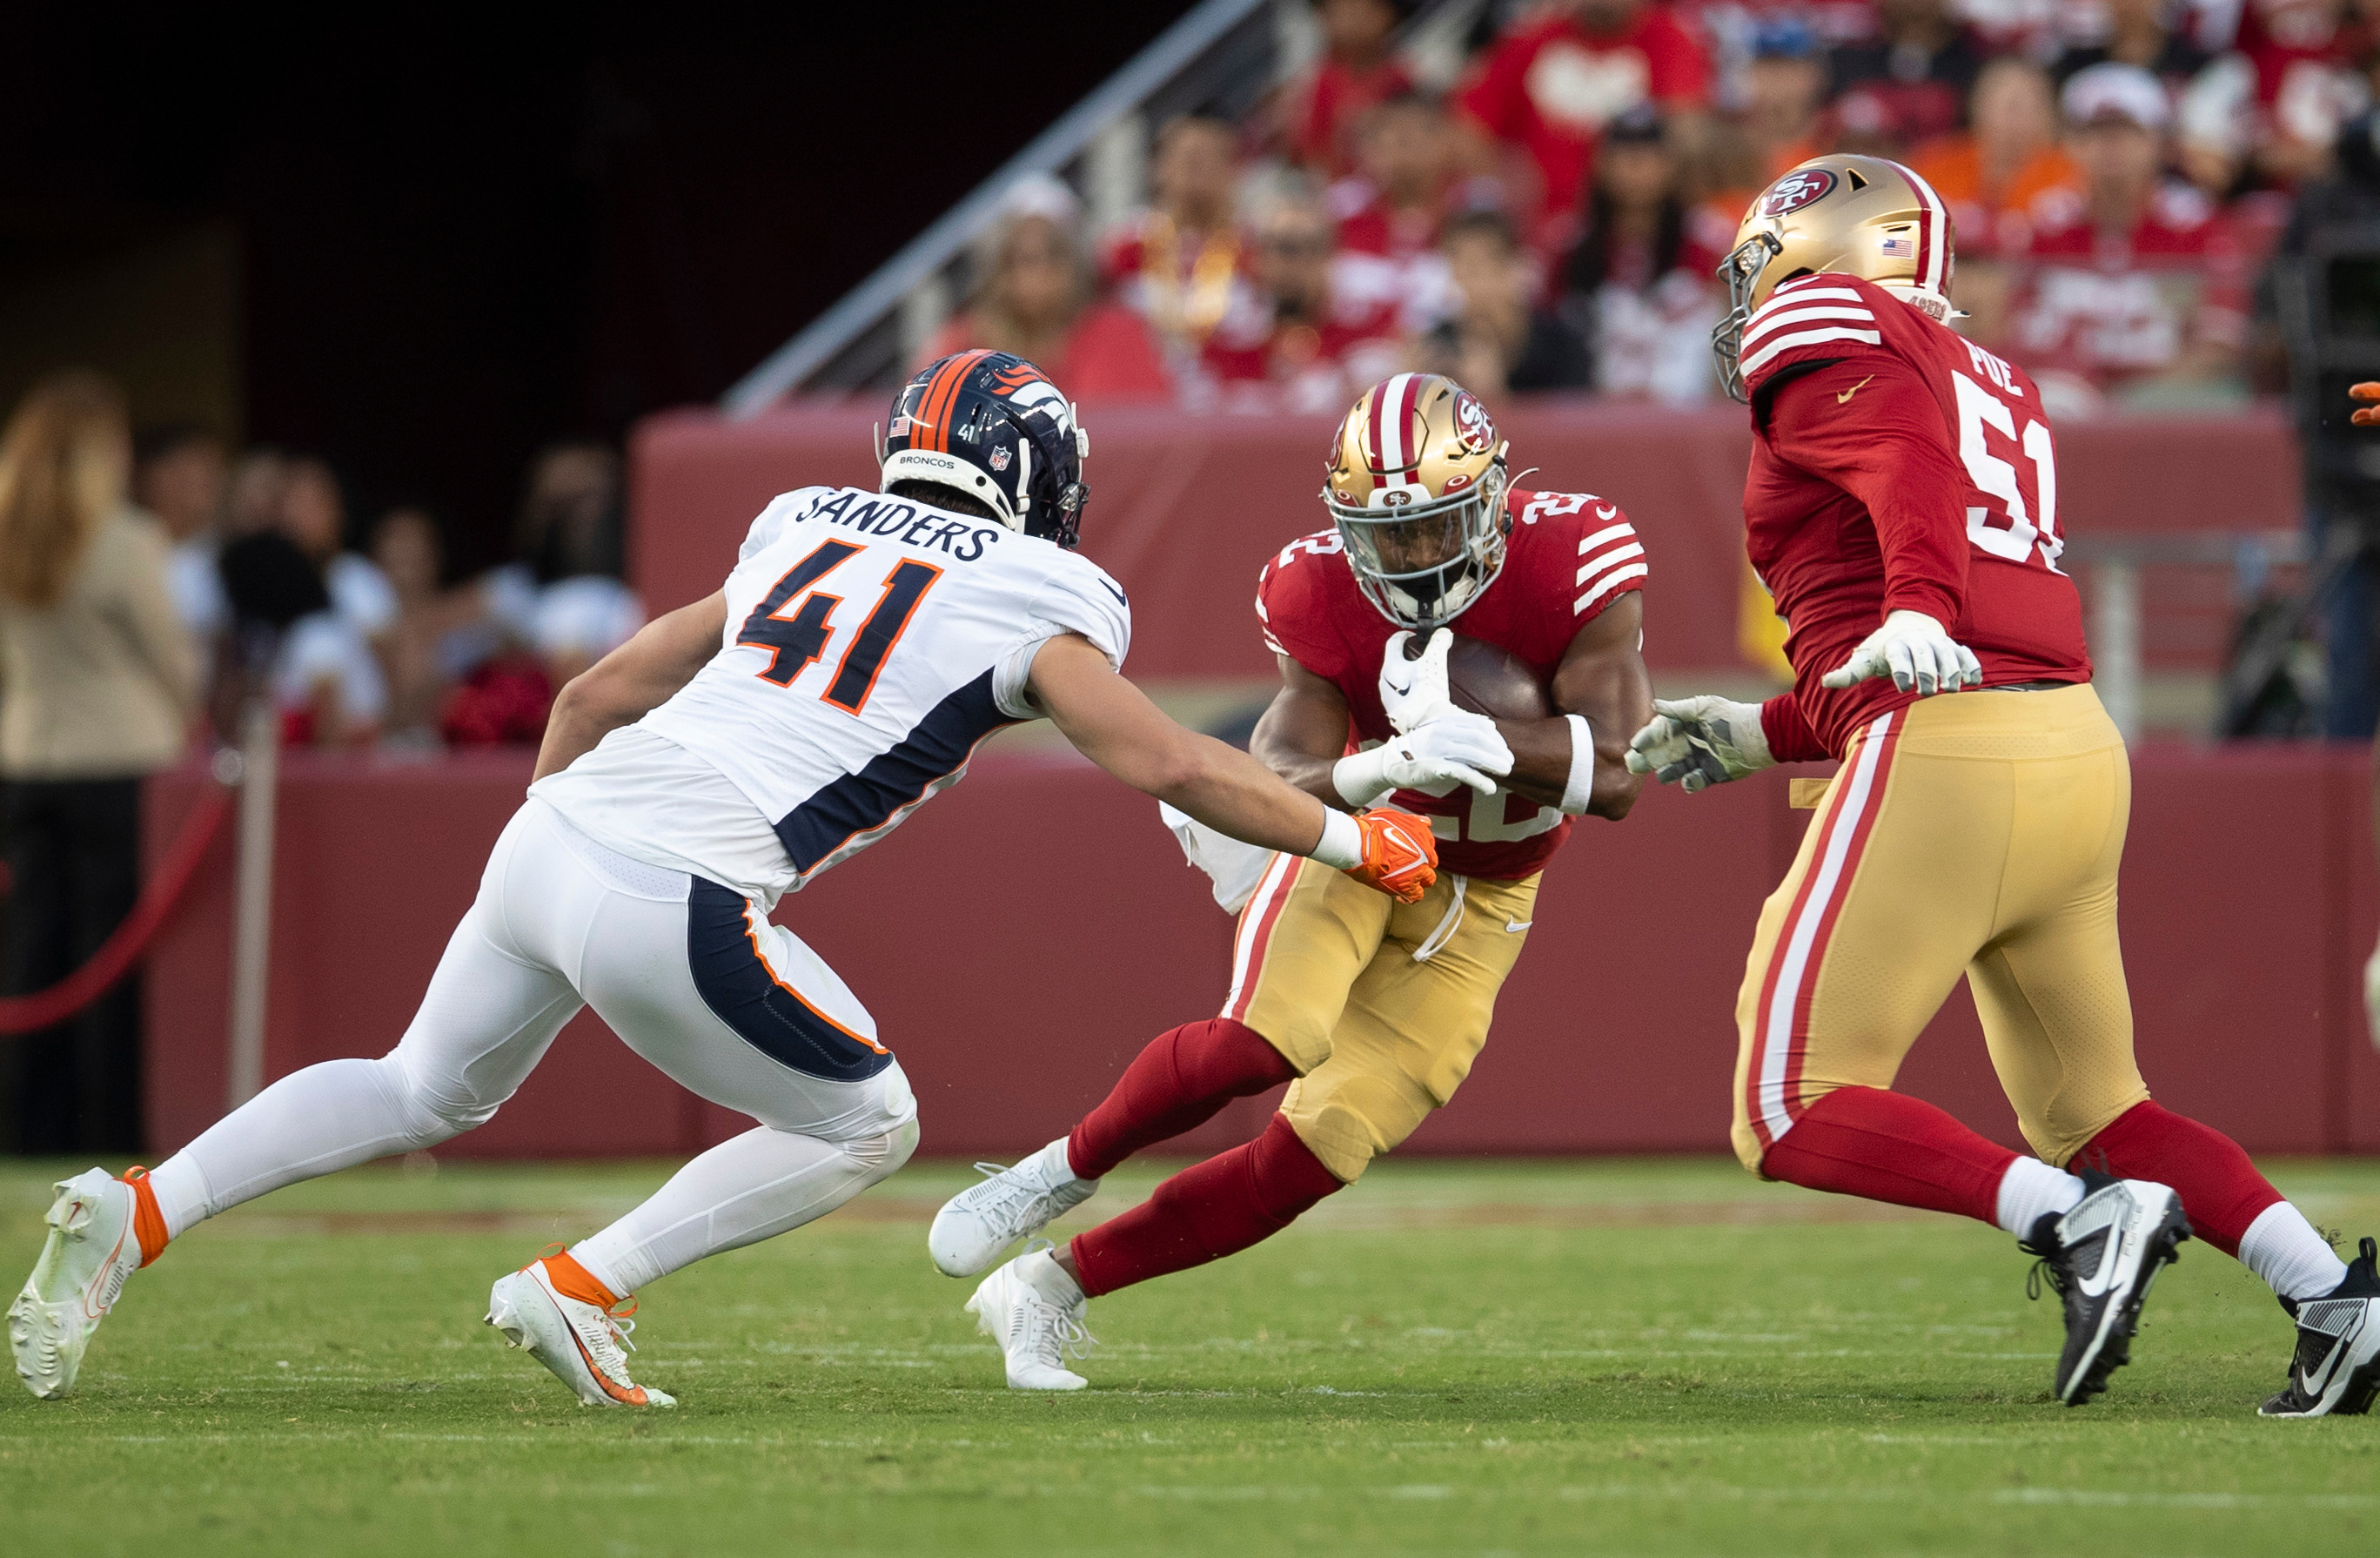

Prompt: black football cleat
xmin=2259 ymin=1237 xmax=2380 ymax=1419
xmin=2021 ymin=1172 xmax=2191 ymax=1406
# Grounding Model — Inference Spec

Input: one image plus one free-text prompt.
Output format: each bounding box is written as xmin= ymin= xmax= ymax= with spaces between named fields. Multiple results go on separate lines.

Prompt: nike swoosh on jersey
xmin=1836 ymin=374 xmax=1876 ymax=404
xmin=1100 ymin=578 xmax=1128 ymax=606
xmin=1505 ymin=918 xmax=1532 ymax=933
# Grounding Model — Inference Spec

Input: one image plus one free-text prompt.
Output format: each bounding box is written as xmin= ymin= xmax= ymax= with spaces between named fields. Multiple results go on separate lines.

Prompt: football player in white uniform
xmin=8 ymin=351 xmax=1444 ymax=1407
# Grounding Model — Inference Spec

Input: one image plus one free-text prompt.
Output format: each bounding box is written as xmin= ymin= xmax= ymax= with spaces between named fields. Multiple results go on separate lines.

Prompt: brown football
xmin=1405 ymin=630 xmax=1550 ymax=722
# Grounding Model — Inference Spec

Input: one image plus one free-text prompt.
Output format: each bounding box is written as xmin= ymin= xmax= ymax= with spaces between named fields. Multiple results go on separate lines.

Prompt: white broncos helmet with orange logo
xmin=1322 ymin=373 xmax=1512 ymax=632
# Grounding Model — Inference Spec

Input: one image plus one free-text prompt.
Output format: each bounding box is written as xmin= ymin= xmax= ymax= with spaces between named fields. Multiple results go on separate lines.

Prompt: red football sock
xmin=1066 ymin=1017 xmax=1298 ymax=1181
xmin=1759 ymin=1085 xmax=2016 ymax=1226
xmin=1069 ymin=1114 xmax=1344 ymax=1298
xmin=2075 ymin=1099 xmax=2280 ymax=1257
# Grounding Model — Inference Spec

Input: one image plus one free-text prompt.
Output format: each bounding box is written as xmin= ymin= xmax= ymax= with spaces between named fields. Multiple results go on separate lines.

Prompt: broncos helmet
xmin=877 ymin=351 xmax=1091 ymax=547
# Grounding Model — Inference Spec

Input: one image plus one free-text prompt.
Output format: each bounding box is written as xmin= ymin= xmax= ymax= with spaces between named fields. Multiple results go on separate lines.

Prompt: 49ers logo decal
xmin=1757 ymin=168 xmax=1837 ymax=218
xmin=1451 ymin=388 xmax=1494 ymax=454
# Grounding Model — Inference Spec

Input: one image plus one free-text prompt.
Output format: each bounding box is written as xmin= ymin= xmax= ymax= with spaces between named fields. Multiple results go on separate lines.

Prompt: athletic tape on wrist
xmin=1311 ymin=807 xmax=1364 ymax=869
xmin=1331 ymin=750 xmax=1394 ymax=809
xmin=1559 ymin=715 xmax=1596 ymax=815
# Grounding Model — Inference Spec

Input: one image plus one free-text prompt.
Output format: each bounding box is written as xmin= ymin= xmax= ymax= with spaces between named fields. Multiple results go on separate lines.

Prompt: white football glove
xmin=1820 ymin=609 xmax=1983 ymax=695
xmin=1625 ymin=695 xmax=1773 ymax=793
xmin=1378 ymin=628 xmax=1460 ymax=733
xmin=1333 ymin=711 xmax=1512 ymax=805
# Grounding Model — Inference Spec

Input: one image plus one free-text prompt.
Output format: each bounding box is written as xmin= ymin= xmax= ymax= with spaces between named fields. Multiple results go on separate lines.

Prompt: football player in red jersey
xmin=1631 ymin=155 xmax=2380 ymax=1415
xmin=932 ymin=372 xmax=1654 ymax=1388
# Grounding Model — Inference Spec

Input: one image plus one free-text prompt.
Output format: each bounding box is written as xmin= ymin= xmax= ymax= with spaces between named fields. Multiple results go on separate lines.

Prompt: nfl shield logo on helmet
xmin=1758 ymin=167 xmax=1838 ymax=218
xmin=988 ymin=446 xmax=1011 ymax=472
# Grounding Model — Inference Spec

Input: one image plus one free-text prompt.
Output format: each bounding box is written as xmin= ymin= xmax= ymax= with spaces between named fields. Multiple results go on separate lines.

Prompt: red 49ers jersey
xmin=1256 ymin=488 xmax=1647 ymax=879
xmin=1740 ymin=272 xmax=2091 ymax=761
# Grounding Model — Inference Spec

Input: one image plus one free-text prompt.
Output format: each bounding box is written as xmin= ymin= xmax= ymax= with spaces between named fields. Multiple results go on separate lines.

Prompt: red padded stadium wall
xmin=627 ymin=403 xmax=2302 ymax=681
xmin=143 ymin=741 xmax=2380 ymax=1161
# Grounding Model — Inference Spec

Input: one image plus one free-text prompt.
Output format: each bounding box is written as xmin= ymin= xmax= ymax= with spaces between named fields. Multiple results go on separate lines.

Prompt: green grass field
xmin=3 ymin=1154 xmax=2376 ymax=1556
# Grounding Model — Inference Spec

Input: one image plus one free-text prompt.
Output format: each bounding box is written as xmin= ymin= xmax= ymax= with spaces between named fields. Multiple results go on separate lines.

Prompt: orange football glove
xmin=1344 ymin=809 xmax=1438 ymax=904
xmin=2355 ymin=383 xmax=2380 ymax=426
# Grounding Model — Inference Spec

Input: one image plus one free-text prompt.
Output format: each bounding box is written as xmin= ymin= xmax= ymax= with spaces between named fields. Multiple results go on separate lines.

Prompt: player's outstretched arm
xmin=533 ymin=591 xmax=728 ymax=782
xmin=1030 ymin=635 xmax=1436 ymax=901
xmin=1502 ymin=592 xmax=1653 ymax=820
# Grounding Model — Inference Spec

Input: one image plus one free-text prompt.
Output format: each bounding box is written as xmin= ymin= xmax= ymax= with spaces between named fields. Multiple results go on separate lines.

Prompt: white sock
xmin=144 ymin=1154 xmax=213 ymax=1242
xmin=569 ymin=1121 xmax=912 ymax=1298
xmin=1045 ymin=1136 xmax=1094 ymax=1185
xmin=144 ymin=1055 xmax=452 ymax=1241
xmin=2239 ymin=1201 xmax=2350 ymax=1302
xmin=1995 ymin=1156 xmax=2086 ymax=1238
xmin=1020 ymin=1246 xmax=1083 ymax=1306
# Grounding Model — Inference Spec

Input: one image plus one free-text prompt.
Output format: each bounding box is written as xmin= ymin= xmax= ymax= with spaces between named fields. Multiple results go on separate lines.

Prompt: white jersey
xmin=533 ymin=485 xmax=1130 ymax=903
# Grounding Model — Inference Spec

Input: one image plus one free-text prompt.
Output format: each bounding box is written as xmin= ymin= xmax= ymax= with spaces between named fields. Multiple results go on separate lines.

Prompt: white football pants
xmin=146 ymin=797 xmax=918 ymax=1297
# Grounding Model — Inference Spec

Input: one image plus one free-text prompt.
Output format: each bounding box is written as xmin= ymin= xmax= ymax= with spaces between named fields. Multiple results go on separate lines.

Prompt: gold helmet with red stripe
xmin=1711 ymin=154 xmax=1958 ymax=402
xmin=1322 ymin=373 xmax=1512 ymax=631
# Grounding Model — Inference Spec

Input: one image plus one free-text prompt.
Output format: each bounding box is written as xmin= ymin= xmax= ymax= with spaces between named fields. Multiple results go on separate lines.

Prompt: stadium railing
xmin=718 ymin=0 xmax=1490 ymax=411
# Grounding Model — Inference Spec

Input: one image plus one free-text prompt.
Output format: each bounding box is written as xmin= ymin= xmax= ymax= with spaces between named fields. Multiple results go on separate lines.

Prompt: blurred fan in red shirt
xmin=2182 ymin=0 xmax=2376 ymax=190
xmin=923 ymin=177 xmax=1172 ymax=403
xmin=1824 ymin=0 xmax=1987 ymax=149
xmin=1453 ymin=0 xmax=1711 ymax=246
xmin=1196 ymin=189 xmax=1405 ymax=413
xmin=2009 ymin=63 xmax=2248 ymax=415
xmin=1559 ymin=105 xmax=1722 ymax=402
xmin=1909 ymin=55 xmax=2084 ymax=260
xmin=1325 ymin=91 xmax=1480 ymax=329
xmin=1283 ymin=0 xmax=1415 ymax=178
xmin=1102 ymin=116 xmax=1250 ymax=358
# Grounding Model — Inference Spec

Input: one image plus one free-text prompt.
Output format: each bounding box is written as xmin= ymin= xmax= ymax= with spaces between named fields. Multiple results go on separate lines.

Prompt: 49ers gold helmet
xmin=1712 ymin=154 xmax=1958 ymax=402
xmin=1322 ymin=373 xmax=1511 ymax=630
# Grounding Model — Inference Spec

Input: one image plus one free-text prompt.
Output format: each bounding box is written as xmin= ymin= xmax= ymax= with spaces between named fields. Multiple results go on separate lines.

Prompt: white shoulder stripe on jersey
xmin=1575 ymin=562 xmax=1648 ymax=615
xmin=1751 ymin=286 xmax=1867 ymax=320
xmin=1575 ymin=521 xmax=1634 ymax=554
xmin=1576 ymin=541 xmax=1646 ymax=588
xmin=1743 ymin=305 xmax=1876 ymax=347
xmin=1743 ymin=326 xmax=1882 ymax=378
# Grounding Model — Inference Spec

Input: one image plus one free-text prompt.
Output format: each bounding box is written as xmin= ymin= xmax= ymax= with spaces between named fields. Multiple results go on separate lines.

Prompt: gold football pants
xmin=1224 ymin=853 xmax=1538 ymax=1183
xmin=1731 ymin=682 xmax=2149 ymax=1172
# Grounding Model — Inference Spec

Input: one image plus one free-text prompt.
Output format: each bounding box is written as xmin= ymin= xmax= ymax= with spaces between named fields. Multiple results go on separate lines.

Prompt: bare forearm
xmin=1250 ymin=733 xmax=1351 ymax=809
xmin=1492 ymin=713 xmax=1641 ymax=817
xmin=1151 ymin=735 xmax=1333 ymax=857
xmin=530 ymin=591 xmax=727 ymax=782
xmin=533 ymin=682 xmax=625 ymax=782
xmin=1250 ymin=660 xmax=1362 ymax=809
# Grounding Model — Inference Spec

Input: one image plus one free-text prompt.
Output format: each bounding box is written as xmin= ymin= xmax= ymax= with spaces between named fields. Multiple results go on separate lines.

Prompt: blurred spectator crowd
xmin=928 ymin=0 xmax=2380 ymax=420
xmin=64 ymin=393 xmax=647 ymax=757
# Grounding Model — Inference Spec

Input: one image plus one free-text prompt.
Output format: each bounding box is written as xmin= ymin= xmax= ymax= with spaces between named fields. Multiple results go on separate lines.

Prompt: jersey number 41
xmin=737 ymin=540 xmax=943 ymax=715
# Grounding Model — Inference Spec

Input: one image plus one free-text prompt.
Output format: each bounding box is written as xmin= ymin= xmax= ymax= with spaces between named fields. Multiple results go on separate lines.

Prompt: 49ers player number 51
xmin=1632 ymin=152 xmax=2380 ymax=1418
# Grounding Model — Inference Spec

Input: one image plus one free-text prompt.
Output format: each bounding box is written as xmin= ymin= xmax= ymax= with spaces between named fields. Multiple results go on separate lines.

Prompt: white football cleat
xmin=9 ymin=1168 xmax=144 ymax=1400
xmin=486 ymin=1259 xmax=674 ymax=1407
xmin=966 ymin=1244 xmax=1094 ymax=1391
xmin=929 ymin=1138 xmax=1100 ymax=1278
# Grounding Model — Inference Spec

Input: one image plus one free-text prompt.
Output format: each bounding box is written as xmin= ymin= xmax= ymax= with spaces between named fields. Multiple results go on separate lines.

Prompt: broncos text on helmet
xmin=878 ymin=351 xmax=1091 ymax=547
